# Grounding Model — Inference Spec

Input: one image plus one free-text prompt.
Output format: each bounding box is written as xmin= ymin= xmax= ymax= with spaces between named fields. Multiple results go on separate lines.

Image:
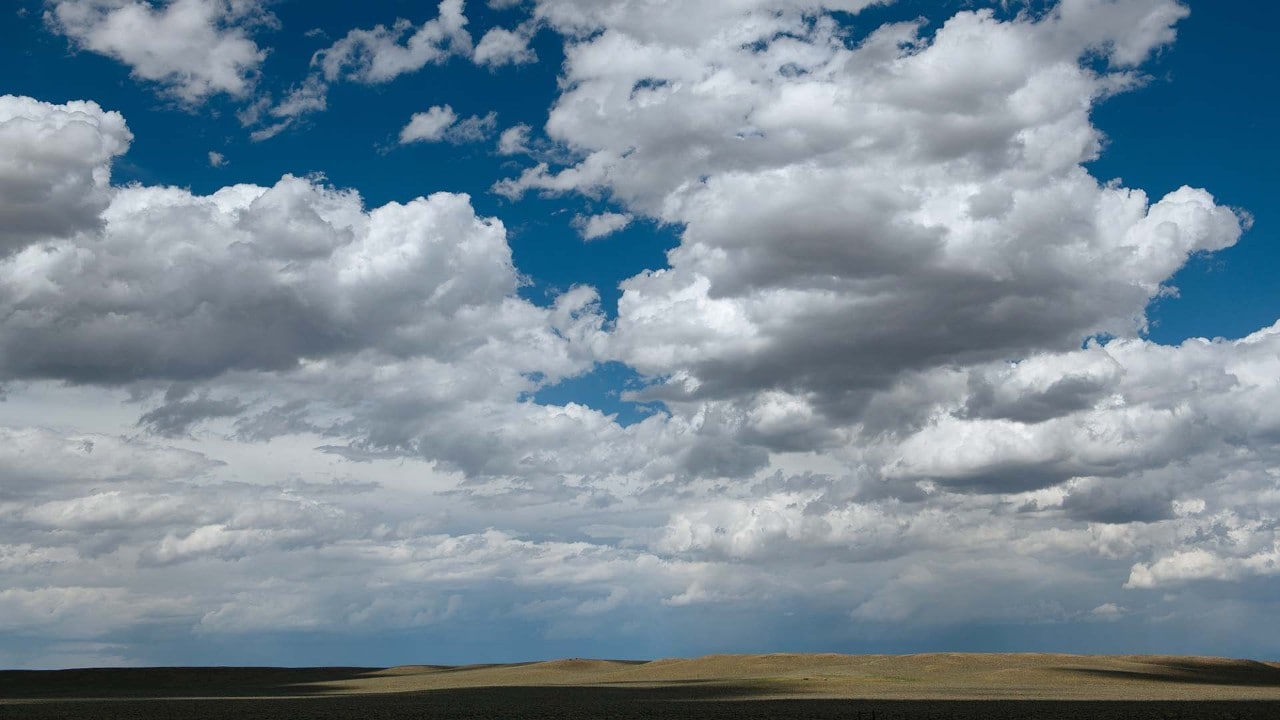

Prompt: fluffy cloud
xmin=44 ymin=0 xmax=272 ymax=104
xmin=573 ymin=211 xmax=632 ymax=240
xmin=498 ymin=0 xmax=1243 ymax=434
xmin=400 ymin=105 xmax=499 ymax=145
xmin=881 ymin=323 xmax=1280 ymax=492
xmin=0 ymin=95 xmax=130 ymax=255
xmin=400 ymin=105 xmax=458 ymax=143
xmin=474 ymin=23 xmax=537 ymax=67
xmin=0 ymin=170 xmax=552 ymax=383
xmin=0 ymin=96 xmax=620 ymax=482
xmin=316 ymin=0 xmax=471 ymax=84
xmin=497 ymin=123 xmax=531 ymax=155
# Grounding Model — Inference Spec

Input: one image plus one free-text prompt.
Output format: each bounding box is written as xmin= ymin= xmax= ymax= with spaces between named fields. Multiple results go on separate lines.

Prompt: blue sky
xmin=1 ymin=0 xmax=1278 ymax=668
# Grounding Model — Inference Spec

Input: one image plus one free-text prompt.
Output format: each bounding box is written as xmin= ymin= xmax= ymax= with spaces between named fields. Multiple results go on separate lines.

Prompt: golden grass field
xmin=4 ymin=653 xmax=1280 ymax=718
xmin=298 ymin=653 xmax=1280 ymax=701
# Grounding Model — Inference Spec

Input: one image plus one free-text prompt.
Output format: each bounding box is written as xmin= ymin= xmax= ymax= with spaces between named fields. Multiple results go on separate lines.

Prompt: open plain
xmin=4 ymin=653 xmax=1280 ymax=719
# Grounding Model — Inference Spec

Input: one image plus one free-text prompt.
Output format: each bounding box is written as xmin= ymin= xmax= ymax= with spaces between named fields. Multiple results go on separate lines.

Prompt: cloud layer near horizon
xmin=3 ymin=0 xmax=1278 ymax=668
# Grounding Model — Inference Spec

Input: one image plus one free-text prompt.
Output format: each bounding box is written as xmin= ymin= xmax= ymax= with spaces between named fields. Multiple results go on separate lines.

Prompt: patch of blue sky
xmin=531 ymin=361 xmax=663 ymax=427
xmin=1085 ymin=1 xmax=1280 ymax=343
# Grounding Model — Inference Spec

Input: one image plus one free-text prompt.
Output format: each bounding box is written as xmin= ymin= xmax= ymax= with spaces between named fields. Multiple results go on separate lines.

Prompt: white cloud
xmin=45 ymin=0 xmax=273 ymax=104
xmin=400 ymin=105 xmax=497 ymax=144
xmin=316 ymin=0 xmax=471 ymax=84
xmin=236 ymin=68 xmax=331 ymax=142
xmin=0 ymin=586 xmax=185 ymax=637
xmin=400 ymin=104 xmax=458 ymax=143
xmin=0 ymin=107 xmax=591 ymax=387
xmin=269 ymin=74 xmax=328 ymax=119
xmin=474 ymin=23 xmax=537 ymax=67
xmin=1090 ymin=603 xmax=1128 ymax=621
xmin=573 ymin=211 xmax=633 ymax=240
xmin=0 ymin=426 xmax=219 ymax=494
xmin=497 ymin=123 xmax=531 ymax=155
xmin=496 ymin=0 xmax=1240 ymax=438
xmin=0 ymin=95 xmax=130 ymax=255
xmin=207 ymin=150 xmax=226 ymax=167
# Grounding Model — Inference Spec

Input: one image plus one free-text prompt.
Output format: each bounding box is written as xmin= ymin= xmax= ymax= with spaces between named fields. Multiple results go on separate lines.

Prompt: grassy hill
xmin=4 ymin=653 xmax=1280 ymax=701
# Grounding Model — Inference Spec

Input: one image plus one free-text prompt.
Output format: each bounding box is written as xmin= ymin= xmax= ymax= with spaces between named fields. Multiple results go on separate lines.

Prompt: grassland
xmin=3 ymin=653 xmax=1280 ymax=718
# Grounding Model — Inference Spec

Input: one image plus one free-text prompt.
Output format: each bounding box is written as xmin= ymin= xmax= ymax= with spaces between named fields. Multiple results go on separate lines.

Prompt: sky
xmin=0 ymin=0 xmax=1277 ymax=669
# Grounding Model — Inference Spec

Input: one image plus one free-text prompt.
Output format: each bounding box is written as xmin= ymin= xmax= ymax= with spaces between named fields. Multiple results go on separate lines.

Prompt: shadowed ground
xmin=4 ymin=654 xmax=1280 ymax=718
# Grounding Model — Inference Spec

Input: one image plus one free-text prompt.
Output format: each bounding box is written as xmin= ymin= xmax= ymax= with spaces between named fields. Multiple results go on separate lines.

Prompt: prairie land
xmin=3 ymin=653 xmax=1280 ymax=719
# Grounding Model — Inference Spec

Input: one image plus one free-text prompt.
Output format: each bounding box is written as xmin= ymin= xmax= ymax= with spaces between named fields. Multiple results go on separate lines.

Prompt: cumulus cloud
xmin=498 ymin=0 xmax=1242 ymax=438
xmin=0 ymin=164 xmax=570 ymax=385
xmin=400 ymin=105 xmax=458 ymax=143
xmin=573 ymin=211 xmax=632 ymax=240
xmin=496 ymin=123 xmax=531 ymax=155
xmin=0 ymin=97 xmax=618 ymax=482
xmin=474 ymin=23 xmax=537 ymax=67
xmin=0 ymin=95 xmax=130 ymax=255
xmin=1127 ymin=544 xmax=1280 ymax=589
xmin=44 ymin=0 xmax=273 ymax=104
xmin=882 ymin=325 xmax=1280 ymax=492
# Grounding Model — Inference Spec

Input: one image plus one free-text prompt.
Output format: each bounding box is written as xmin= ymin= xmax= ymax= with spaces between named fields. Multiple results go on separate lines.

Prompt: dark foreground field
xmin=5 ymin=690 xmax=1280 ymax=720
xmin=5 ymin=654 xmax=1280 ymax=719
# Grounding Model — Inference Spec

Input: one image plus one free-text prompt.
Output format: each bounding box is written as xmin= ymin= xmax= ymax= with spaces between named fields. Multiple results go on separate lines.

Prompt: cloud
xmin=0 ymin=419 xmax=741 ymax=650
xmin=137 ymin=390 xmax=247 ymax=436
xmin=0 ymin=95 xmax=130 ymax=255
xmin=0 ymin=586 xmax=184 ymax=637
xmin=1127 ymin=543 xmax=1280 ymax=590
xmin=497 ymin=0 xmax=1239 ymax=439
xmin=0 ymin=164 xmax=575 ymax=385
xmin=447 ymin=111 xmax=499 ymax=143
xmin=401 ymin=105 xmax=497 ymax=144
xmin=207 ymin=150 xmax=227 ymax=167
xmin=497 ymin=123 xmax=531 ymax=155
xmin=270 ymin=74 xmax=329 ymax=119
xmin=878 ymin=325 xmax=1280 ymax=493
xmin=400 ymin=105 xmax=458 ymax=143
xmin=474 ymin=23 xmax=537 ymax=67
xmin=261 ymin=1 xmax=516 ymax=141
xmin=1090 ymin=603 xmax=1128 ymax=621
xmin=0 ymin=426 xmax=220 ymax=498
xmin=44 ymin=0 xmax=273 ymax=104
xmin=526 ymin=0 xmax=887 ymax=44
xmin=573 ymin=212 xmax=632 ymax=240
xmin=234 ymin=71 xmax=332 ymax=142
xmin=316 ymin=0 xmax=471 ymax=84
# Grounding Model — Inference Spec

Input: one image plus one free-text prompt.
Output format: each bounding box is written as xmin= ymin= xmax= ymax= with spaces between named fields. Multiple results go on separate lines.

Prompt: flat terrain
xmin=4 ymin=653 xmax=1280 ymax=719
